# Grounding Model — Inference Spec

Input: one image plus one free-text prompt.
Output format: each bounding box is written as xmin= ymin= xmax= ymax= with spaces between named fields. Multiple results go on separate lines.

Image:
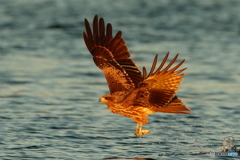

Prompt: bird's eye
xmin=104 ymin=97 xmax=110 ymax=100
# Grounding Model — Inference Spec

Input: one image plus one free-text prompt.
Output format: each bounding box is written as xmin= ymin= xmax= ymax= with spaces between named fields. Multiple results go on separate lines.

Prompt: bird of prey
xmin=83 ymin=15 xmax=191 ymax=136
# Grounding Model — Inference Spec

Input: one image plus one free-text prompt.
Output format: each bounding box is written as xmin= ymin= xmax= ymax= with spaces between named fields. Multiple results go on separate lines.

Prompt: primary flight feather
xmin=83 ymin=15 xmax=191 ymax=136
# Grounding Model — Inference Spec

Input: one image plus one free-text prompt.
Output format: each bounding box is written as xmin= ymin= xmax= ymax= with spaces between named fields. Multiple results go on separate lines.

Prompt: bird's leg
xmin=135 ymin=123 xmax=141 ymax=136
xmin=135 ymin=123 xmax=151 ymax=136
xmin=135 ymin=123 xmax=139 ymax=134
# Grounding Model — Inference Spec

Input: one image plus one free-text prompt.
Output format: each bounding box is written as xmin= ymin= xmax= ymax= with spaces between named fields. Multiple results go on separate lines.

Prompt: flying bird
xmin=83 ymin=15 xmax=191 ymax=136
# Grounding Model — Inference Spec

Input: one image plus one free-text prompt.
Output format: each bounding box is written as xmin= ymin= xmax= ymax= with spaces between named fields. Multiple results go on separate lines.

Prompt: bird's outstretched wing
xmin=125 ymin=52 xmax=191 ymax=114
xmin=83 ymin=15 xmax=143 ymax=94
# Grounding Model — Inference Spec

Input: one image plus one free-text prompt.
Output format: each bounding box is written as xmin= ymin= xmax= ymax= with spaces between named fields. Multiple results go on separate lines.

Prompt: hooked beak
xmin=98 ymin=98 xmax=101 ymax=102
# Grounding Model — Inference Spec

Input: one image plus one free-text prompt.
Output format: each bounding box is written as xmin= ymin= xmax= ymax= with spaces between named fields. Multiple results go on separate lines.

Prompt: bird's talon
xmin=135 ymin=129 xmax=150 ymax=136
xmin=142 ymin=130 xmax=150 ymax=135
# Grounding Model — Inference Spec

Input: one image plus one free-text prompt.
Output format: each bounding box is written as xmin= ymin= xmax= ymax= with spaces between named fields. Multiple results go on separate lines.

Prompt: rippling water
xmin=0 ymin=0 xmax=240 ymax=159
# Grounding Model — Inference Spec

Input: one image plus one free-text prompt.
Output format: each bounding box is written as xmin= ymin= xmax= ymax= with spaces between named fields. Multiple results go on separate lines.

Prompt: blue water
xmin=0 ymin=0 xmax=240 ymax=159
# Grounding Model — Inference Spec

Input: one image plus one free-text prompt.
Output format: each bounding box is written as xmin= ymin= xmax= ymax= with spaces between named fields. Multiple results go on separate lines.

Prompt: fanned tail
xmin=156 ymin=96 xmax=191 ymax=114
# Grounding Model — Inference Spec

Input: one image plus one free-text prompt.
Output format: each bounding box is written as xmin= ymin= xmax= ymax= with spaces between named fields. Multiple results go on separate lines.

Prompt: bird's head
xmin=98 ymin=94 xmax=114 ymax=104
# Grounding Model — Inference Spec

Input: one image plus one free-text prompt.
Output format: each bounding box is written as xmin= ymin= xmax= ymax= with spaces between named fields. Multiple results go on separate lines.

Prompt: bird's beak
xmin=98 ymin=98 xmax=101 ymax=102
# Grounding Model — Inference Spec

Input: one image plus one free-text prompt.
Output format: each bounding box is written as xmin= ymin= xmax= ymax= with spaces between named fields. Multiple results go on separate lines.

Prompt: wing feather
xmin=142 ymin=67 xmax=147 ymax=80
xmin=125 ymin=53 xmax=189 ymax=113
xmin=91 ymin=46 xmax=133 ymax=93
xmin=83 ymin=15 xmax=143 ymax=93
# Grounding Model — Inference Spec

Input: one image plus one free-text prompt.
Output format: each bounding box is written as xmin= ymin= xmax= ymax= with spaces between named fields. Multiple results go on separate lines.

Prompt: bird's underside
xmin=83 ymin=15 xmax=191 ymax=137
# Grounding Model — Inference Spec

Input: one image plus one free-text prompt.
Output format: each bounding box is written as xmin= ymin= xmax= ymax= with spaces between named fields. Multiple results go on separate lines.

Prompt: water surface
xmin=0 ymin=0 xmax=240 ymax=159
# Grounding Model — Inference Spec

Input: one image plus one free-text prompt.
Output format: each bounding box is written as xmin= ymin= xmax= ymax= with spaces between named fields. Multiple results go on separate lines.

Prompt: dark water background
xmin=0 ymin=0 xmax=240 ymax=159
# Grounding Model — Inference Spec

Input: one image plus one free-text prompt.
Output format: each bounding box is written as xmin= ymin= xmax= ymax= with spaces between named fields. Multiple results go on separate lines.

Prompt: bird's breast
xmin=107 ymin=104 xmax=154 ymax=117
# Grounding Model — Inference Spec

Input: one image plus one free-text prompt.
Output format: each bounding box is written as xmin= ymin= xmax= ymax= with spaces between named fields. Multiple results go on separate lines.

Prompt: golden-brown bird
xmin=83 ymin=15 xmax=191 ymax=136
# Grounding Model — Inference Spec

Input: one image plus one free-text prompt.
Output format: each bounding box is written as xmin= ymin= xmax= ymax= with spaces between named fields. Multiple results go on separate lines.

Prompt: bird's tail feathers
xmin=156 ymin=97 xmax=191 ymax=114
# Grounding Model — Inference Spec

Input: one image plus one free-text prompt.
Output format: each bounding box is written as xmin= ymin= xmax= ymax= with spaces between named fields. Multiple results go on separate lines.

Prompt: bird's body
xmin=99 ymin=93 xmax=154 ymax=124
xmin=83 ymin=15 xmax=191 ymax=136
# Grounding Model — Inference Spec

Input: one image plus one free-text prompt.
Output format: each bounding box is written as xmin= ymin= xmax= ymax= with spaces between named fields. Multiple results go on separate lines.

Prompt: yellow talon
xmin=141 ymin=130 xmax=150 ymax=135
xmin=135 ymin=125 xmax=151 ymax=136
